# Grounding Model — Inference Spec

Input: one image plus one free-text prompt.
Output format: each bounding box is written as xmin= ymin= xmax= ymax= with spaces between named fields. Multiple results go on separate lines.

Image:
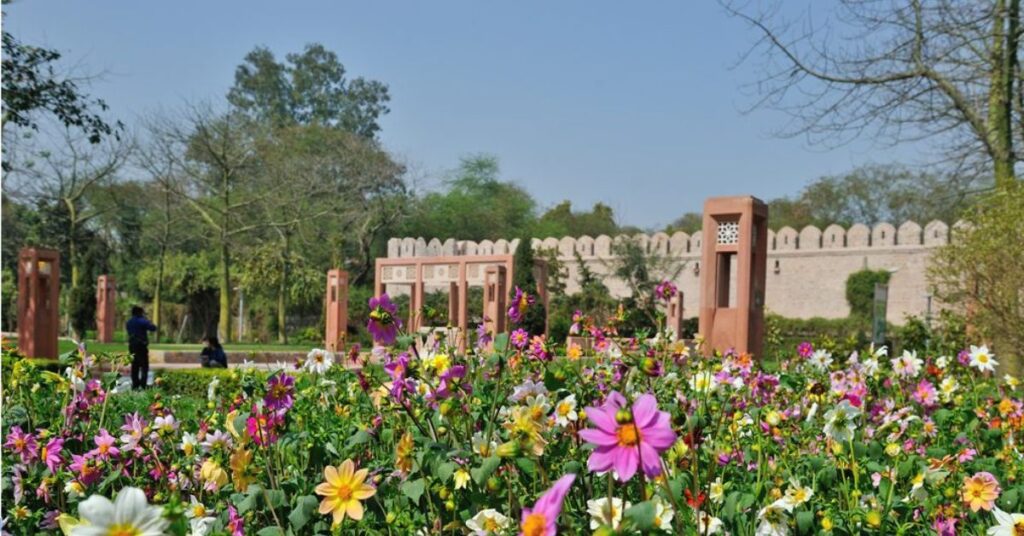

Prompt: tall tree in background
xmin=727 ymin=0 xmax=1021 ymax=188
xmin=533 ymin=201 xmax=620 ymax=238
xmin=227 ymin=43 xmax=390 ymax=138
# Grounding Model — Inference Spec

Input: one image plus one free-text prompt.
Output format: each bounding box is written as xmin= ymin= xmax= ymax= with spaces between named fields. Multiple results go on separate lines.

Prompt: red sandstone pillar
xmin=698 ymin=196 xmax=768 ymax=358
xmin=96 ymin=275 xmax=117 ymax=343
xmin=457 ymin=262 xmax=469 ymax=353
xmin=448 ymin=282 xmax=460 ymax=327
xmin=484 ymin=266 xmax=508 ymax=336
xmin=325 ymin=269 xmax=349 ymax=352
xmin=17 ymin=248 xmax=60 ymax=358
xmin=666 ymin=292 xmax=685 ymax=340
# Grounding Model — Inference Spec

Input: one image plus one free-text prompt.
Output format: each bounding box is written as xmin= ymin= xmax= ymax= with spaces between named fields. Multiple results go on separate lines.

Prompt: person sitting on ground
xmin=200 ymin=336 xmax=228 ymax=368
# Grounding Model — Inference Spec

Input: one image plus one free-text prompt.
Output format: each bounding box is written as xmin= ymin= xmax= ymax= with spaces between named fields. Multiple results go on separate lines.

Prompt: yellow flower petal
xmin=346 ymin=499 xmax=365 ymax=521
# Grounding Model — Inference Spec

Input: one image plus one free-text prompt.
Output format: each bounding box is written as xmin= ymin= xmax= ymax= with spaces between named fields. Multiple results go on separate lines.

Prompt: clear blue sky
xmin=6 ymin=0 xmax=927 ymax=229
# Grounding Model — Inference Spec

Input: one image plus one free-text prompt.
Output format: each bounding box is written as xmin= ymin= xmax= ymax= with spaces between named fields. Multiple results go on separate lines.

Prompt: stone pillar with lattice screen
xmin=325 ymin=269 xmax=349 ymax=351
xmin=18 ymin=248 xmax=61 ymax=358
xmin=698 ymin=197 xmax=768 ymax=358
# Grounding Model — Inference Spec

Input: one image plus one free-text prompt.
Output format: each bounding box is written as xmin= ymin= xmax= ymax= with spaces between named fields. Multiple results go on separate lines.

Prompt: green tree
xmin=511 ymin=234 xmax=546 ymax=336
xmin=845 ymin=269 xmax=892 ymax=321
xmin=534 ymin=201 xmax=619 ymax=238
xmin=227 ymin=44 xmax=390 ymax=138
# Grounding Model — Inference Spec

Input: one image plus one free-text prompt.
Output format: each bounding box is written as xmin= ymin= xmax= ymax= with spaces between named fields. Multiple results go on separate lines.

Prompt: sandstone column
xmin=324 ymin=269 xmax=349 ymax=352
xmin=96 ymin=275 xmax=117 ymax=343
xmin=17 ymin=248 xmax=61 ymax=358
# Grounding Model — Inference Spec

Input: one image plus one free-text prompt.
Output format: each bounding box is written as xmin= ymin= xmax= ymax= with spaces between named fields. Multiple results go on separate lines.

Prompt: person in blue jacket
xmin=126 ymin=306 xmax=157 ymax=389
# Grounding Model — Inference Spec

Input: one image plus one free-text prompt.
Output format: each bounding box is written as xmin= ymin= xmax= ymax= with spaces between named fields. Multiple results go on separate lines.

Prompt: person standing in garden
xmin=126 ymin=306 xmax=157 ymax=389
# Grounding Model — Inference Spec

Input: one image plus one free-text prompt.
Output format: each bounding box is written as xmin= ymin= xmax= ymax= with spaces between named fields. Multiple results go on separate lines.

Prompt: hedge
xmin=154 ymin=368 xmax=247 ymax=400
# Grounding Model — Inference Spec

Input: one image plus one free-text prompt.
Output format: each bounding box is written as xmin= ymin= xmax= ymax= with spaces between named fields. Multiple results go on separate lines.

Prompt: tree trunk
xmin=990 ymin=0 xmax=1017 ymax=188
xmin=153 ymin=242 xmax=166 ymax=342
xmin=277 ymin=231 xmax=290 ymax=344
xmin=219 ymin=232 xmax=232 ymax=343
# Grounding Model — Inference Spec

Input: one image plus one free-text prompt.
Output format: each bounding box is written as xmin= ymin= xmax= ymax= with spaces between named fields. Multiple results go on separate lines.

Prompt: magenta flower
xmin=519 ymin=473 xmax=576 ymax=536
xmin=264 ymin=373 xmax=295 ymax=411
xmin=911 ymin=379 xmax=938 ymax=407
xmin=511 ymin=328 xmax=530 ymax=349
xmin=368 ymin=293 xmax=402 ymax=345
xmin=89 ymin=429 xmax=120 ymax=461
xmin=578 ymin=392 xmax=677 ymax=481
xmin=69 ymin=454 xmax=101 ymax=486
xmin=40 ymin=437 xmax=64 ymax=474
xmin=797 ymin=341 xmax=814 ymax=359
xmin=654 ymin=280 xmax=677 ymax=302
xmin=4 ymin=426 xmax=38 ymax=463
xmin=228 ymin=504 xmax=245 ymax=536
xmin=508 ymin=286 xmax=534 ymax=324
xmin=569 ymin=310 xmax=584 ymax=335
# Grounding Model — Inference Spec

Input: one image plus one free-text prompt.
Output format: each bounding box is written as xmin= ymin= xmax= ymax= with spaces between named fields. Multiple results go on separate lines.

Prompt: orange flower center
xmin=1014 ymin=521 xmax=1024 ymax=536
xmin=521 ymin=513 xmax=547 ymax=536
xmin=335 ymin=483 xmax=353 ymax=501
xmin=617 ymin=423 xmax=640 ymax=446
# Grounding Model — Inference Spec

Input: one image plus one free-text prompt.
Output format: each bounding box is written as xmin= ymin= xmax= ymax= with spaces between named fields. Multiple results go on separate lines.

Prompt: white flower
xmin=891 ymin=350 xmax=922 ymax=379
xmin=1005 ymin=375 xmax=1020 ymax=389
xmin=587 ymin=497 xmax=630 ymax=529
xmin=207 ymin=377 xmax=219 ymax=401
xmin=987 ymin=508 xmax=1024 ymax=536
xmin=651 ymin=497 xmax=675 ymax=532
xmin=465 ymin=508 xmax=511 ymax=535
xmin=510 ymin=379 xmax=547 ymax=401
xmin=936 ymin=355 xmax=951 ymax=369
xmin=65 ymin=366 xmax=86 ymax=392
xmin=553 ymin=394 xmax=578 ymax=427
xmin=689 ymin=371 xmax=717 ymax=394
xmin=756 ymin=499 xmax=793 ymax=536
xmin=185 ymin=496 xmax=208 ymax=519
xmin=808 ymin=349 xmax=833 ymax=371
xmin=64 ymin=481 xmax=85 ymax=499
xmin=71 ymin=487 xmax=168 ymax=536
xmin=861 ymin=358 xmax=880 ymax=376
xmin=823 ymin=400 xmax=860 ymax=443
xmin=180 ymin=432 xmax=198 ymax=456
xmin=471 ymin=432 xmax=498 ymax=458
xmin=869 ymin=344 xmax=888 ymax=359
xmin=709 ymin=477 xmax=725 ymax=503
xmin=939 ymin=377 xmax=959 ymax=402
xmin=189 ymin=516 xmax=216 ymax=536
xmin=697 ymin=511 xmax=724 ymax=535
xmin=782 ymin=478 xmax=814 ymax=508
xmin=153 ymin=415 xmax=178 ymax=434
xmin=969 ymin=345 xmax=998 ymax=373
xmin=304 ymin=349 xmax=335 ymax=374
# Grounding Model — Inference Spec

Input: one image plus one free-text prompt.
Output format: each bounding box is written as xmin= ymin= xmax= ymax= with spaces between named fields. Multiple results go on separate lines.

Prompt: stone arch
xmin=798 ymin=225 xmax=822 ymax=250
xmin=442 ymin=239 xmax=457 ymax=256
xmin=650 ymin=232 xmax=670 ymax=255
xmin=594 ymin=235 xmax=613 ymax=257
xmin=558 ymin=236 xmax=576 ymax=257
xmin=426 ymin=238 xmax=442 ymax=255
xmin=541 ymin=237 xmax=560 ymax=253
xmin=494 ymin=239 xmax=510 ymax=254
xmin=847 ymin=224 xmax=870 ymax=247
xmin=388 ymin=238 xmax=401 ymax=257
xmin=414 ymin=238 xmax=428 ymax=256
xmin=872 ymin=222 xmax=896 ymax=246
xmin=401 ymin=237 xmax=416 ymax=257
xmin=767 ymin=229 xmax=776 ymax=250
xmin=775 ymin=227 xmax=798 ymax=251
xmin=461 ymin=240 xmax=479 ymax=255
xmin=924 ymin=221 xmax=949 ymax=246
xmin=669 ymin=232 xmax=689 ymax=255
xmin=576 ymin=235 xmax=595 ymax=257
xmin=897 ymin=221 xmax=922 ymax=246
xmin=822 ymin=224 xmax=845 ymax=249
xmin=478 ymin=239 xmax=494 ymax=255
xmin=689 ymin=232 xmax=703 ymax=253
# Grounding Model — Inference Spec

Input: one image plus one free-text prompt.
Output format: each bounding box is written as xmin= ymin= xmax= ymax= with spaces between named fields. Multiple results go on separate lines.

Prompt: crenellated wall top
xmin=387 ymin=220 xmax=958 ymax=259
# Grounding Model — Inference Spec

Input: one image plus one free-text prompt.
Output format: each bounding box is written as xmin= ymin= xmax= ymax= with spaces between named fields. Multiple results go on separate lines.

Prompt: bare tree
xmin=725 ymin=0 xmax=1021 ymax=188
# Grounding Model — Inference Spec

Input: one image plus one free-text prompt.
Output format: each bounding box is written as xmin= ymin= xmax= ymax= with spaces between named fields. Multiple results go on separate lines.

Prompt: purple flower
xmin=508 ymin=287 xmax=534 ymax=324
xmin=228 ymin=505 xmax=245 ymax=536
xmin=519 ymin=473 xmax=575 ymax=536
xmin=435 ymin=365 xmax=468 ymax=399
xmin=510 ymin=328 xmax=530 ymax=349
xmin=4 ymin=426 xmax=38 ymax=463
xmin=797 ymin=342 xmax=814 ymax=359
xmin=89 ymin=429 xmax=120 ymax=461
xmin=385 ymin=353 xmax=411 ymax=381
xmin=654 ymin=280 xmax=677 ymax=302
xmin=476 ymin=320 xmax=493 ymax=349
xmin=578 ymin=392 xmax=677 ymax=481
xmin=368 ymin=293 xmax=402 ymax=345
xmin=40 ymin=437 xmax=64 ymax=474
xmin=264 ymin=373 xmax=295 ymax=411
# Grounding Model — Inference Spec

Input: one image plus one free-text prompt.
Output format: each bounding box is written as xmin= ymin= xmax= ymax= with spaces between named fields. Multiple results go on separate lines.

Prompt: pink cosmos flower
xmin=519 ymin=473 xmax=575 ymax=536
xmin=911 ymin=380 xmax=938 ymax=407
xmin=90 ymin=429 xmax=120 ymax=461
xmin=40 ymin=437 xmax=64 ymax=474
xmin=578 ymin=392 xmax=677 ymax=481
xmin=4 ymin=426 xmax=38 ymax=463
xmin=228 ymin=504 xmax=245 ymax=536
xmin=69 ymin=454 xmax=101 ymax=486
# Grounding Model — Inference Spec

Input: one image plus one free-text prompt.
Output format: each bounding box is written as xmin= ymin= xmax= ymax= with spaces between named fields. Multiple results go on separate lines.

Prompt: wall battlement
xmin=386 ymin=220 xmax=958 ymax=324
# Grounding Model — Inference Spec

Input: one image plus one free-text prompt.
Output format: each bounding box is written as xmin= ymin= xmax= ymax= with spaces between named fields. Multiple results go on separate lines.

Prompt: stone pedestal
xmin=698 ymin=196 xmax=768 ymax=358
xmin=96 ymin=275 xmax=117 ymax=343
xmin=666 ymin=293 xmax=685 ymax=340
xmin=483 ymin=266 xmax=508 ymax=336
xmin=17 ymin=248 xmax=60 ymax=358
xmin=324 ymin=269 xmax=349 ymax=352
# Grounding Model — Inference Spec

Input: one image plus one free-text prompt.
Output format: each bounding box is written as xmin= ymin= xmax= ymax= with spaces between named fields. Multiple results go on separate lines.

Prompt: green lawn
xmin=56 ymin=339 xmax=314 ymax=355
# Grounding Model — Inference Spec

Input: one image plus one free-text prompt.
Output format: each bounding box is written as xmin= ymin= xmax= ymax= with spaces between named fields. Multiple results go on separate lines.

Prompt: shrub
xmin=153 ymin=368 xmax=244 ymax=399
xmin=845 ymin=269 xmax=892 ymax=319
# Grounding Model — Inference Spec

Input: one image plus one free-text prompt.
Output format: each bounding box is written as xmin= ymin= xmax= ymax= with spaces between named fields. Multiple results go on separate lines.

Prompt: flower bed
xmin=2 ymin=287 xmax=1022 ymax=535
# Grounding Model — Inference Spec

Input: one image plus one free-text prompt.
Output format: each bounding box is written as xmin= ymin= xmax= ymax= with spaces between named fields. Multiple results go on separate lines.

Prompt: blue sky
xmin=6 ymin=1 xmax=928 ymax=228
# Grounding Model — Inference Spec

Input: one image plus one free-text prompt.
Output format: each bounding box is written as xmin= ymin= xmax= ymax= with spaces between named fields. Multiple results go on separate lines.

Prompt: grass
xmin=55 ymin=339 xmax=314 ymax=355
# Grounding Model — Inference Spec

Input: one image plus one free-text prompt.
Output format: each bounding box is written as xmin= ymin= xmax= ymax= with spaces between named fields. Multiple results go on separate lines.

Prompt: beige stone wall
xmin=387 ymin=220 xmax=953 ymax=325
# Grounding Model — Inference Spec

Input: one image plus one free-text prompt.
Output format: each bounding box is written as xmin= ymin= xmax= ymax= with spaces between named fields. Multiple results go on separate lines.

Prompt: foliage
xmin=533 ymin=201 xmax=620 ymax=238
xmin=606 ymin=236 xmax=684 ymax=332
xmin=2 ymin=288 xmax=1021 ymax=535
xmin=512 ymin=232 xmax=547 ymax=336
xmin=845 ymin=269 xmax=892 ymax=320
xmin=930 ymin=183 xmax=1024 ymax=367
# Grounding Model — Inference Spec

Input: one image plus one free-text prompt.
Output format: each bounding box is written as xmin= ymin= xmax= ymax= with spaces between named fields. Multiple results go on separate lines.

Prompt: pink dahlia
xmin=578 ymin=392 xmax=677 ymax=481
xmin=4 ymin=426 xmax=38 ymax=463
xmin=519 ymin=473 xmax=575 ymax=536
xmin=367 ymin=294 xmax=401 ymax=345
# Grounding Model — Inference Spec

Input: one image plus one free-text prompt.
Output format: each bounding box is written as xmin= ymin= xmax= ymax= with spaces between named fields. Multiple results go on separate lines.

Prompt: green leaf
xmin=347 ymin=430 xmax=373 ymax=447
xmin=623 ymin=501 xmax=657 ymax=530
xmin=397 ymin=335 xmax=416 ymax=349
xmin=256 ymin=527 xmax=284 ymax=536
xmin=436 ymin=461 xmax=456 ymax=482
xmin=515 ymin=457 xmax=538 ymax=477
xmin=288 ymin=495 xmax=319 ymax=531
xmin=721 ymin=491 xmax=740 ymax=519
xmin=402 ymin=478 xmax=427 ymax=505
xmin=471 ymin=457 xmax=501 ymax=485
xmin=493 ymin=333 xmax=509 ymax=352
xmin=266 ymin=489 xmax=287 ymax=508
xmin=796 ymin=511 xmax=815 ymax=534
